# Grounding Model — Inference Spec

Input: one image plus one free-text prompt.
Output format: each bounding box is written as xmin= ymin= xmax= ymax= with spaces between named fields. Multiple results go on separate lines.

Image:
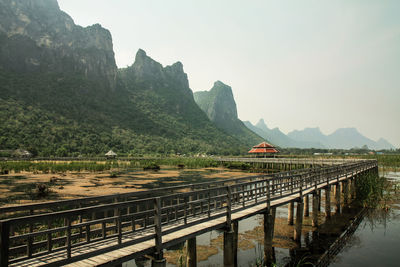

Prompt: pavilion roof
xmin=248 ymin=142 xmax=279 ymax=153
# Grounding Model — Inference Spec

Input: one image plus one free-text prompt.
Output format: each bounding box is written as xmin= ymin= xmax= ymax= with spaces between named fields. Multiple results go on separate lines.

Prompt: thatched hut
xmin=105 ymin=150 xmax=117 ymax=159
xmin=14 ymin=149 xmax=32 ymax=158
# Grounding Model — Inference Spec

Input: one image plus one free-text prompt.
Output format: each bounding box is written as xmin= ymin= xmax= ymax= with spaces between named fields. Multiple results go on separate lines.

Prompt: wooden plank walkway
xmin=0 ymin=159 xmax=377 ymax=267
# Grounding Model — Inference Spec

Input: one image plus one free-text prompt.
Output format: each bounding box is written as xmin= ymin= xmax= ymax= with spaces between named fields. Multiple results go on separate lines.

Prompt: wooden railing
xmin=0 ymin=167 xmax=314 ymax=220
xmin=0 ymin=160 xmax=377 ymax=266
xmin=217 ymin=157 xmax=364 ymax=166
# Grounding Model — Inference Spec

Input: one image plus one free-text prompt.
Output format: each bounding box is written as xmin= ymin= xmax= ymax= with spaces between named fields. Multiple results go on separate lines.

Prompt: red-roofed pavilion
xmin=248 ymin=142 xmax=279 ymax=157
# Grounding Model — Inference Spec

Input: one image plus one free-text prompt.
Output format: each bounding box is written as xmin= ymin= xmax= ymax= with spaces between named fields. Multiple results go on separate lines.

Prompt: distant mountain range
xmin=245 ymin=119 xmax=396 ymax=150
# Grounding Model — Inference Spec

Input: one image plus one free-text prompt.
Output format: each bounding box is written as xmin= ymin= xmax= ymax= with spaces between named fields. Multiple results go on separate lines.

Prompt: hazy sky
xmin=58 ymin=0 xmax=400 ymax=148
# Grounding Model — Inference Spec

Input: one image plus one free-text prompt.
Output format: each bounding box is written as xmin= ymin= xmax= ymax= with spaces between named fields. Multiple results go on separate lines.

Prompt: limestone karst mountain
xmin=0 ymin=0 xmax=249 ymax=156
xmin=194 ymin=81 xmax=263 ymax=147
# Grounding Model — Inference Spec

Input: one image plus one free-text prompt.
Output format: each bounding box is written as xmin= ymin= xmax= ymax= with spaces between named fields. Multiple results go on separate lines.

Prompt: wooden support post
xmin=223 ymin=228 xmax=234 ymax=267
xmin=288 ymin=201 xmax=294 ymax=225
xmin=325 ymin=186 xmax=331 ymax=219
xmin=343 ymin=180 xmax=349 ymax=206
xmin=186 ymin=237 xmax=197 ymax=267
xmin=294 ymin=200 xmax=304 ymax=242
xmin=318 ymin=189 xmax=321 ymax=211
xmin=27 ymin=209 xmax=33 ymax=257
xmin=78 ymin=204 xmax=83 ymax=238
xmin=233 ymin=221 xmax=239 ymax=267
xmin=153 ymin=197 xmax=166 ymax=266
xmin=0 ymin=221 xmax=10 ymax=267
xmin=312 ymin=192 xmax=319 ymax=227
xmin=117 ymin=207 xmax=122 ymax=245
xmin=264 ymin=207 xmax=276 ymax=266
xmin=66 ymin=218 xmax=71 ymax=259
xmin=226 ymin=186 xmax=232 ymax=229
xmin=351 ymin=176 xmax=357 ymax=199
xmin=47 ymin=220 xmax=52 ymax=252
xmin=335 ymin=183 xmax=341 ymax=214
xmin=304 ymin=195 xmax=309 ymax=217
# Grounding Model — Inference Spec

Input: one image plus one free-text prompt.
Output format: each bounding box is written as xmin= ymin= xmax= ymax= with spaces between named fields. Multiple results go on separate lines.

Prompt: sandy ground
xmin=0 ymin=167 xmax=261 ymax=206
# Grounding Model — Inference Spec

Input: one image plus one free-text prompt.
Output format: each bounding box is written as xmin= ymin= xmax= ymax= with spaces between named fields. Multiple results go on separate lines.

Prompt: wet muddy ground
xmin=0 ymin=167 xmax=261 ymax=206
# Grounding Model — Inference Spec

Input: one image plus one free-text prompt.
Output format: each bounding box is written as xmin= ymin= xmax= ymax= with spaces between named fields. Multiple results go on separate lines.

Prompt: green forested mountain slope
xmin=0 ymin=0 xmax=249 ymax=156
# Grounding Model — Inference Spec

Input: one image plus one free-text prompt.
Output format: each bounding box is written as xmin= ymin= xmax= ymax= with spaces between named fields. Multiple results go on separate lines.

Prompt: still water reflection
xmin=330 ymin=171 xmax=400 ymax=267
xmin=123 ymin=171 xmax=400 ymax=267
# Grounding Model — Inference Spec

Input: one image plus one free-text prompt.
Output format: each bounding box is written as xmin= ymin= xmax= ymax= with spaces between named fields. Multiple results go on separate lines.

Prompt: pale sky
xmin=58 ymin=0 xmax=400 ymax=148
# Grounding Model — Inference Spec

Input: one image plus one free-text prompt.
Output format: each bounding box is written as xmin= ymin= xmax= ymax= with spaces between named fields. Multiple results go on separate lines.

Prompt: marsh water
xmin=329 ymin=171 xmax=400 ymax=267
xmin=122 ymin=170 xmax=400 ymax=267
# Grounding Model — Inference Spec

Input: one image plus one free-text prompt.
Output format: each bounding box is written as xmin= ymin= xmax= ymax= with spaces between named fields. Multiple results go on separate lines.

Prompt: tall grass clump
xmin=356 ymin=170 xmax=388 ymax=208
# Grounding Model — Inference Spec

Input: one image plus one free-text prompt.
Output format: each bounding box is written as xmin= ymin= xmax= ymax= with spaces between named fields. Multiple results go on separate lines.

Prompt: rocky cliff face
xmin=194 ymin=81 xmax=238 ymax=124
xmin=194 ymin=81 xmax=263 ymax=146
xmin=119 ymin=49 xmax=198 ymax=118
xmin=0 ymin=0 xmax=117 ymax=89
xmin=128 ymin=49 xmax=191 ymax=96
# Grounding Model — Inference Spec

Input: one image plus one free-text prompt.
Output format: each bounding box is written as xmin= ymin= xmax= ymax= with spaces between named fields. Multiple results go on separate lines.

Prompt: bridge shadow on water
xmin=122 ymin=203 xmax=366 ymax=267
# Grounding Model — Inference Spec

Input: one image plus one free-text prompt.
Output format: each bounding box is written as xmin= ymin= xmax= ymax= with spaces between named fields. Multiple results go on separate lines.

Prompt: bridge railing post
xmin=0 ymin=220 xmax=10 ymax=267
xmin=267 ymin=180 xmax=271 ymax=210
xmin=226 ymin=186 xmax=232 ymax=229
xmin=154 ymin=197 xmax=163 ymax=260
xmin=299 ymin=175 xmax=303 ymax=200
xmin=184 ymin=196 xmax=188 ymax=225
xmin=66 ymin=217 xmax=71 ymax=259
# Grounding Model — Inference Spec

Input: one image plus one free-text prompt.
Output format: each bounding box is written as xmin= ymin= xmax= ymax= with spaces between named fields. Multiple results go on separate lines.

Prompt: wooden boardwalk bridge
xmin=0 ymin=158 xmax=377 ymax=267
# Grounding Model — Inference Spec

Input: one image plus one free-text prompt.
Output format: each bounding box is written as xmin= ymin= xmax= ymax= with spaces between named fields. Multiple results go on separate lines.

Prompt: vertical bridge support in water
xmin=223 ymin=187 xmax=235 ymax=267
xmin=325 ymin=185 xmax=331 ymax=219
xmin=186 ymin=237 xmax=197 ymax=267
xmin=294 ymin=199 xmax=304 ymax=242
xmin=343 ymin=180 xmax=349 ymax=206
xmin=288 ymin=201 xmax=294 ymax=225
xmin=152 ymin=197 xmax=166 ymax=267
xmin=312 ymin=191 xmax=319 ymax=227
xmin=335 ymin=182 xmax=341 ymax=214
xmin=304 ymin=195 xmax=310 ymax=217
xmin=233 ymin=221 xmax=239 ymax=267
xmin=264 ymin=207 xmax=276 ymax=266
xmin=223 ymin=227 xmax=235 ymax=267
xmin=318 ymin=189 xmax=322 ymax=212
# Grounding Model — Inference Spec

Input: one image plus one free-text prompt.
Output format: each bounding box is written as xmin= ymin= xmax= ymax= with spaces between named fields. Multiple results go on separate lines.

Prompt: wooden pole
xmin=288 ymin=201 xmax=294 ymax=225
xmin=264 ymin=207 xmax=276 ymax=266
xmin=343 ymin=181 xmax=349 ymax=206
xmin=318 ymin=189 xmax=322 ymax=211
xmin=312 ymin=192 xmax=319 ymax=227
xmin=294 ymin=200 xmax=304 ymax=242
xmin=304 ymin=195 xmax=309 ymax=217
xmin=186 ymin=237 xmax=197 ymax=267
xmin=233 ymin=221 xmax=239 ymax=267
xmin=325 ymin=186 xmax=331 ymax=219
xmin=0 ymin=221 xmax=10 ymax=267
xmin=223 ymin=229 xmax=234 ymax=267
xmin=153 ymin=198 xmax=166 ymax=266
xmin=335 ymin=183 xmax=341 ymax=214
